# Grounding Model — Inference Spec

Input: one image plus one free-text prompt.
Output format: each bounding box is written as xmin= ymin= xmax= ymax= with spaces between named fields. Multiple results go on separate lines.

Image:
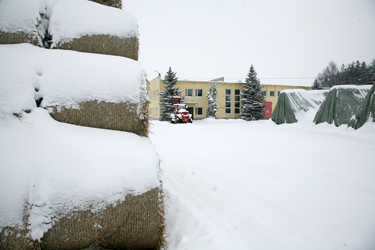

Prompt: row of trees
xmin=159 ymin=65 xmax=265 ymax=121
xmin=312 ymin=59 xmax=375 ymax=89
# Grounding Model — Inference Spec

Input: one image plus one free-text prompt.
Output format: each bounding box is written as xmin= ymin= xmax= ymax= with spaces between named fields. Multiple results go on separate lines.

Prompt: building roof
xmin=158 ymin=77 xmax=312 ymax=88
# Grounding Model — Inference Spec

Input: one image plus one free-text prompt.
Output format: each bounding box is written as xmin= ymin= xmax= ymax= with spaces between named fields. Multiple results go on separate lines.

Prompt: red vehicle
xmin=170 ymin=96 xmax=193 ymax=124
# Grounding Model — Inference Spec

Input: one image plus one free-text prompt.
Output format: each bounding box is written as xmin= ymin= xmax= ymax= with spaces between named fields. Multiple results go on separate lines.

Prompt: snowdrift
xmin=271 ymin=89 xmax=328 ymax=124
xmin=0 ymin=0 xmax=138 ymax=59
xmin=0 ymin=43 xmax=148 ymax=136
xmin=314 ymin=85 xmax=372 ymax=126
xmin=348 ymin=83 xmax=375 ymax=129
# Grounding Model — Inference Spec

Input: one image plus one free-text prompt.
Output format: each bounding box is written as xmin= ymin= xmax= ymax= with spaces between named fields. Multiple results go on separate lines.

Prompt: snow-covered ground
xmin=149 ymin=119 xmax=375 ymax=250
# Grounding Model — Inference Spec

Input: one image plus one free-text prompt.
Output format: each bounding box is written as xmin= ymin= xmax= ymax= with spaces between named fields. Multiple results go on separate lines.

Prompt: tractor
xmin=170 ymin=96 xmax=193 ymax=124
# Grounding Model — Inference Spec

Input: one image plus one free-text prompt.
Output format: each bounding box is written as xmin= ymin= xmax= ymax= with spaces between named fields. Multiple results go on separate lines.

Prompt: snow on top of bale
xmin=49 ymin=0 xmax=138 ymax=46
xmin=0 ymin=0 xmax=42 ymax=33
xmin=0 ymin=43 xmax=145 ymax=115
xmin=0 ymin=108 xmax=160 ymax=240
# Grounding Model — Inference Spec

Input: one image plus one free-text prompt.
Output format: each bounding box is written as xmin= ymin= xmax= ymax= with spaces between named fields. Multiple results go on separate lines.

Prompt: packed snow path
xmin=149 ymin=119 xmax=375 ymax=250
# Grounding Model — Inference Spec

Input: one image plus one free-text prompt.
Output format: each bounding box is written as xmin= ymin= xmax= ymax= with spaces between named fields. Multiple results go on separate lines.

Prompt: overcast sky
xmin=122 ymin=0 xmax=375 ymax=86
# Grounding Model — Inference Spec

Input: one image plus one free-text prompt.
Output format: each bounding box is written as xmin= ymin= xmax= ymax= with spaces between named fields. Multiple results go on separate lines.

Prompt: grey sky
xmin=122 ymin=0 xmax=375 ymax=86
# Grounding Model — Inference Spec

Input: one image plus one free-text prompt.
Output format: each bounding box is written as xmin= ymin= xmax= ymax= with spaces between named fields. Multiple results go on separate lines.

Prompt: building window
xmin=156 ymin=89 xmax=159 ymax=98
xmin=225 ymin=89 xmax=231 ymax=114
xmin=262 ymin=91 xmax=267 ymax=97
xmin=278 ymin=91 xmax=281 ymax=96
xmin=156 ymin=107 xmax=158 ymax=115
xmin=153 ymin=90 xmax=155 ymax=98
xmin=186 ymin=89 xmax=193 ymax=97
xmin=195 ymin=89 xmax=203 ymax=97
xmin=270 ymin=91 xmax=275 ymax=97
xmin=195 ymin=107 xmax=203 ymax=116
xmin=235 ymin=89 xmax=241 ymax=114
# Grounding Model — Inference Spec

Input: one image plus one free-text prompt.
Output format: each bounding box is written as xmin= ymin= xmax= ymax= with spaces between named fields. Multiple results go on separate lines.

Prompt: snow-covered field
xmin=149 ymin=119 xmax=375 ymax=250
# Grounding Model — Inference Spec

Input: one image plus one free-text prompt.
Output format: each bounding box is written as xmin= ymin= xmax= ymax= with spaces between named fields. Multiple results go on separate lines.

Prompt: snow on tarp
xmin=271 ymin=89 xmax=329 ymax=124
xmin=348 ymin=83 xmax=375 ymax=129
xmin=0 ymin=108 xmax=160 ymax=240
xmin=0 ymin=43 xmax=145 ymax=115
xmin=314 ymin=85 xmax=372 ymax=127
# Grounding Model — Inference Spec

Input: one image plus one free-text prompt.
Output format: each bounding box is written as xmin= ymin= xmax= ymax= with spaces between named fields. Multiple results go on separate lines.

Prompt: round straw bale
xmin=0 ymin=188 xmax=165 ymax=250
xmin=88 ymin=0 xmax=122 ymax=9
xmin=53 ymin=35 xmax=139 ymax=61
xmin=41 ymin=187 xmax=164 ymax=250
xmin=48 ymin=100 xmax=149 ymax=137
xmin=0 ymin=31 xmax=39 ymax=46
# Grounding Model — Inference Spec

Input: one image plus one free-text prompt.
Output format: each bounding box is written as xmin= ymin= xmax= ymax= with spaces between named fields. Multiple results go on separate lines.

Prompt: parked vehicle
xmin=170 ymin=96 xmax=193 ymax=124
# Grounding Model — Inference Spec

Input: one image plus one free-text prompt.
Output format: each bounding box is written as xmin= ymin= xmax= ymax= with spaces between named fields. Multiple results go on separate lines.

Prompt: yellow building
xmin=148 ymin=75 xmax=310 ymax=120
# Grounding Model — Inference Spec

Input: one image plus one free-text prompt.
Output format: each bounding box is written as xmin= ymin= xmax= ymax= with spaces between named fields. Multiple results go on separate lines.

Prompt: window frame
xmin=185 ymin=89 xmax=193 ymax=97
xmin=235 ymin=89 xmax=241 ymax=115
xmin=195 ymin=107 xmax=203 ymax=116
xmin=225 ymin=89 xmax=232 ymax=115
xmin=270 ymin=91 xmax=275 ymax=97
xmin=195 ymin=89 xmax=203 ymax=97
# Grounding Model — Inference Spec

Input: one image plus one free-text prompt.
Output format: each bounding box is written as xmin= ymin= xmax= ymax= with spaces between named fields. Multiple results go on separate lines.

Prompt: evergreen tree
xmin=159 ymin=67 xmax=182 ymax=121
xmin=241 ymin=64 xmax=265 ymax=121
xmin=311 ymin=79 xmax=323 ymax=90
xmin=206 ymin=83 xmax=219 ymax=117
xmin=314 ymin=59 xmax=375 ymax=87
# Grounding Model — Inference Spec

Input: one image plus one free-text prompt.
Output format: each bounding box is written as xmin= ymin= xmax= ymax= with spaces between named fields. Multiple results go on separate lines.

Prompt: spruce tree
xmin=311 ymin=79 xmax=323 ymax=90
xmin=241 ymin=64 xmax=265 ymax=121
xmin=159 ymin=67 xmax=182 ymax=121
xmin=206 ymin=83 xmax=219 ymax=117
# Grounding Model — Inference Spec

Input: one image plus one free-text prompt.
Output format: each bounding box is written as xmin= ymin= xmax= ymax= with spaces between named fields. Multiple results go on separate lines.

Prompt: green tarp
xmin=314 ymin=85 xmax=371 ymax=126
xmin=271 ymin=90 xmax=328 ymax=124
xmin=348 ymin=84 xmax=375 ymax=129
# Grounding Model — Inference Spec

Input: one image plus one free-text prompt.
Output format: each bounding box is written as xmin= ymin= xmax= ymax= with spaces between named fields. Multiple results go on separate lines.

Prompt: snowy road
xmin=149 ymin=119 xmax=375 ymax=250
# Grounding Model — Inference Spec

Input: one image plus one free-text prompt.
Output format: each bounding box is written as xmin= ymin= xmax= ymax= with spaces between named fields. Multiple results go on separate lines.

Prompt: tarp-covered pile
xmin=348 ymin=84 xmax=375 ymax=129
xmin=271 ymin=89 xmax=329 ymax=124
xmin=314 ymin=85 xmax=372 ymax=126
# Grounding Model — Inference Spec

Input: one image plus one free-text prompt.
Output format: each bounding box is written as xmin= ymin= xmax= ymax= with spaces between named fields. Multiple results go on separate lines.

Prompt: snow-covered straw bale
xmin=49 ymin=0 xmax=139 ymax=59
xmin=314 ymin=85 xmax=372 ymax=126
xmin=0 ymin=109 xmax=165 ymax=249
xmin=0 ymin=43 xmax=149 ymax=136
xmin=0 ymin=0 xmax=41 ymax=45
xmin=271 ymin=89 xmax=329 ymax=124
xmin=348 ymin=83 xmax=375 ymax=129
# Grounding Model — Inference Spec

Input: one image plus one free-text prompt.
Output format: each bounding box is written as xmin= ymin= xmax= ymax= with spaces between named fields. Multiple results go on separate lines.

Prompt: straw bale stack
xmin=54 ymin=35 xmax=139 ymax=61
xmin=89 ymin=0 xmax=122 ymax=9
xmin=0 ymin=188 xmax=165 ymax=250
xmin=0 ymin=31 xmax=39 ymax=46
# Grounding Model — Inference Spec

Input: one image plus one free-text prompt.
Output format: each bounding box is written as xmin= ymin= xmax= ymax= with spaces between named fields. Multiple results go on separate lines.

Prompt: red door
xmin=263 ymin=102 xmax=272 ymax=119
